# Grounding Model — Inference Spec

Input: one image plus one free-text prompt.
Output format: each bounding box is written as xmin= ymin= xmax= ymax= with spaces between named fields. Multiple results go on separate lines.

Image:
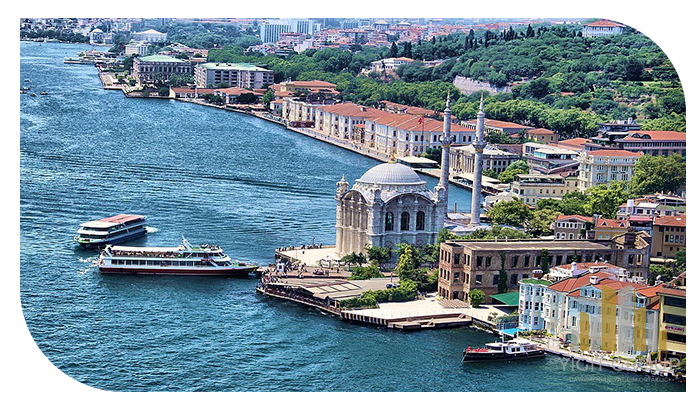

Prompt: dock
xmin=256 ymin=277 xmax=509 ymax=331
xmin=532 ymin=338 xmax=679 ymax=378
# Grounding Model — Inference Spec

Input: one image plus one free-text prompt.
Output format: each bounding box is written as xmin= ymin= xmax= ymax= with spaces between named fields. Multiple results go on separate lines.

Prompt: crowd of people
xmin=276 ymin=243 xmax=324 ymax=252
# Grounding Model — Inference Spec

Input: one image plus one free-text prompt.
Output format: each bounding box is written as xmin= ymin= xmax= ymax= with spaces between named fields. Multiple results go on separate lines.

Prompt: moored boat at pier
xmin=462 ymin=338 xmax=545 ymax=363
xmin=98 ymin=236 xmax=257 ymax=276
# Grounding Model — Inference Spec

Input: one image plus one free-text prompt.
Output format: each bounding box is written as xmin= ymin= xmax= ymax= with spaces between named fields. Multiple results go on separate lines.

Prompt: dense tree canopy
xmin=630 ymin=154 xmax=686 ymax=196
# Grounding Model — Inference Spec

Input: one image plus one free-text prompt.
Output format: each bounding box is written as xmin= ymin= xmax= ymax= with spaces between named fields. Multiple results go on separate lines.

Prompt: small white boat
xmin=462 ymin=338 xmax=545 ymax=363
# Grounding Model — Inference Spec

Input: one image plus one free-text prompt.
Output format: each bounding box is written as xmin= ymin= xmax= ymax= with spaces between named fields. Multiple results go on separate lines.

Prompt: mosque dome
xmin=356 ymin=163 xmax=424 ymax=186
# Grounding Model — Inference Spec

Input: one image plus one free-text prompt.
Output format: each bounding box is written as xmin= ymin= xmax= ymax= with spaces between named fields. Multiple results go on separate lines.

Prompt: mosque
xmin=334 ymin=96 xmax=487 ymax=256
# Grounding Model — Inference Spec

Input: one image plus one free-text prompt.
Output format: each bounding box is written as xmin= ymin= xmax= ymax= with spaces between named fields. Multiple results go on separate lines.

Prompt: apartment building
xmin=576 ymin=150 xmax=642 ymax=191
xmin=553 ymin=214 xmax=594 ymax=240
xmin=651 ymin=215 xmax=686 ymax=258
xmin=657 ymin=286 xmax=686 ymax=362
xmin=522 ymin=142 xmax=579 ymax=175
xmin=525 ymin=128 xmax=559 ymax=144
xmin=617 ymin=131 xmax=686 ymax=158
xmin=450 ymin=144 xmax=520 ymax=176
xmin=194 ymin=62 xmax=274 ymax=89
xmin=511 ymin=174 xmax=579 ymax=206
xmin=594 ymin=218 xmax=630 ymax=240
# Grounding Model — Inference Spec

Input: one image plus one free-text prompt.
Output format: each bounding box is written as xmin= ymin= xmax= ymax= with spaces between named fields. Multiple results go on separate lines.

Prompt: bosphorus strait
xmin=19 ymin=41 xmax=685 ymax=392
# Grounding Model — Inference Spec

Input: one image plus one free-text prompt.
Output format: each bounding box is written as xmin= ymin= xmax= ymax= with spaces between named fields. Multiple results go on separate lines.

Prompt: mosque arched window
xmin=400 ymin=212 xmax=410 ymax=231
xmin=385 ymin=212 xmax=394 ymax=231
xmin=416 ymin=211 xmax=425 ymax=231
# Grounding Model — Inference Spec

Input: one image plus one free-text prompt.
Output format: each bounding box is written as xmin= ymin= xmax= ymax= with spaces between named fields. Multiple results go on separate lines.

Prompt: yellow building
xmin=657 ymin=286 xmax=686 ymax=362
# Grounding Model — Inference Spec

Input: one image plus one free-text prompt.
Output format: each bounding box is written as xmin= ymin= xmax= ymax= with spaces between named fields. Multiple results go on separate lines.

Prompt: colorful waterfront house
xmin=657 ymin=286 xmax=686 ymax=362
xmin=517 ymin=278 xmax=552 ymax=330
xmin=551 ymin=274 xmax=658 ymax=357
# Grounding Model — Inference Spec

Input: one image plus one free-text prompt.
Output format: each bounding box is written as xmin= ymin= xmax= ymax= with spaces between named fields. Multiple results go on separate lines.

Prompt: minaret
xmin=437 ymin=93 xmax=453 ymax=224
xmin=469 ymin=96 xmax=487 ymax=227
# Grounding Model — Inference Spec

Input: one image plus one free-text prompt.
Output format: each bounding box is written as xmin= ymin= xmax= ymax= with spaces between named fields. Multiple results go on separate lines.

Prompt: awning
xmin=490 ymin=291 xmax=519 ymax=307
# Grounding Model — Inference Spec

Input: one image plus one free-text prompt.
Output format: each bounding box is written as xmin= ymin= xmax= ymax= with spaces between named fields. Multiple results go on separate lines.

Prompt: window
xmin=400 ymin=212 xmax=410 ymax=231
xmin=666 ymin=333 xmax=686 ymax=344
xmin=511 ymin=256 xmax=518 ymax=268
xmin=510 ymin=274 xmax=517 ymax=286
xmin=385 ymin=212 xmax=394 ymax=231
xmin=475 ymin=275 xmax=483 ymax=285
xmin=523 ymin=255 xmax=530 ymax=267
xmin=663 ymin=314 xmax=685 ymax=325
xmin=485 ymin=256 xmax=492 ymax=267
xmin=416 ymin=211 xmax=425 ymax=230
xmin=664 ymin=296 xmax=686 ymax=308
xmin=476 ymin=256 xmax=483 ymax=267
xmin=492 ymin=275 xmax=499 ymax=285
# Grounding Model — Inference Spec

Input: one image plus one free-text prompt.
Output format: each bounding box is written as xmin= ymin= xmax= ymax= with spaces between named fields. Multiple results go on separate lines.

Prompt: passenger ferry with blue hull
xmin=98 ymin=236 xmax=258 ymax=276
xmin=74 ymin=214 xmax=147 ymax=248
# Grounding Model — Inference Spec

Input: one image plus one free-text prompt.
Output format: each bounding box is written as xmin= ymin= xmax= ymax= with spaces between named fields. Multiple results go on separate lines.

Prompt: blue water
xmin=20 ymin=42 xmax=684 ymax=392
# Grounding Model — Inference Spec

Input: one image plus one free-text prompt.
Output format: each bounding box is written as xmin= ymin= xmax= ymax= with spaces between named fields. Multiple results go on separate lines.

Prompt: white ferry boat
xmin=75 ymin=214 xmax=147 ymax=248
xmin=462 ymin=338 xmax=545 ymax=363
xmin=98 ymin=236 xmax=258 ymax=276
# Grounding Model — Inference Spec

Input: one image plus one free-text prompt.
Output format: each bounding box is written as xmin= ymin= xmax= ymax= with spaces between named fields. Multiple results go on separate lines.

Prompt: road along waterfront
xmin=19 ymin=41 xmax=685 ymax=392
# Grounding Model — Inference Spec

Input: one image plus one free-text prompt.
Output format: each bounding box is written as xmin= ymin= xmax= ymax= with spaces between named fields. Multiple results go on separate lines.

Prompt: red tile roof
xmin=464 ymin=118 xmax=532 ymax=129
xmin=653 ymin=214 xmax=686 ymax=228
xmin=622 ymin=131 xmax=686 ymax=142
xmin=552 ymin=138 xmax=589 ymax=149
xmin=527 ymin=128 xmax=556 ymax=135
xmin=585 ymin=19 xmax=625 ymax=28
xmin=556 ymin=214 xmax=593 ymax=223
xmin=595 ymin=218 xmax=629 ymax=229
xmin=548 ymin=271 xmax=614 ymax=293
xmin=657 ymin=287 xmax=686 ymax=297
xmin=586 ymin=150 xmax=643 ymax=157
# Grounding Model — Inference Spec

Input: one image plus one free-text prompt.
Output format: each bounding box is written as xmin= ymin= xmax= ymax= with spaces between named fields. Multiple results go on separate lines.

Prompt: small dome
xmin=356 ymin=163 xmax=424 ymax=186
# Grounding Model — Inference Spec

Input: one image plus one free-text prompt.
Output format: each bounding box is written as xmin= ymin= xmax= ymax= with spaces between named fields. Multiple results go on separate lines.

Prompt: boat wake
xmin=145 ymin=226 xmax=159 ymax=233
xmin=77 ymin=256 xmax=100 ymax=274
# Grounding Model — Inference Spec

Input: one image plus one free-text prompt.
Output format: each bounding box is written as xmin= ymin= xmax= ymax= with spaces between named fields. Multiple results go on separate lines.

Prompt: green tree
xmin=389 ymin=42 xmax=398 ymax=58
xmin=498 ymin=252 xmax=508 ymax=293
xmin=157 ymin=87 xmax=169 ymax=97
xmin=469 ymin=289 xmax=486 ymax=307
xmin=348 ymin=264 xmax=383 ymax=280
xmin=540 ymin=249 xmax=550 ymax=275
xmin=487 ymin=199 xmax=532 ymax=227
xmin=675 ymin=248 xmax=686 ymax=271
xmin=526 ymin=209 xmax=561 ymax=237
xmin=498 ymin=160 xmax=529 ymax=183
xmin=366 ymin=245 xmax=391 ymax=267
xmin=395 ymin=246 xmax=420 ymax=275
xmin=437 ymin=228 xmax=459 ymax=243
xmin=630 ymin=154 xmax=686 ymax=196
xmin=261 ymin=88 xmax=275 ymax=107
xmin=584 ymin=181 xmax=630 ymax=218
xmin=340 ymin=252 xmax=366 ymax=265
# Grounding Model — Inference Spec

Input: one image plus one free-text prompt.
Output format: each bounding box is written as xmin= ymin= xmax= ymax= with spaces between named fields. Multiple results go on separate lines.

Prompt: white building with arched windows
xmin=335 ymin=162 xmax=447 ymax=256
